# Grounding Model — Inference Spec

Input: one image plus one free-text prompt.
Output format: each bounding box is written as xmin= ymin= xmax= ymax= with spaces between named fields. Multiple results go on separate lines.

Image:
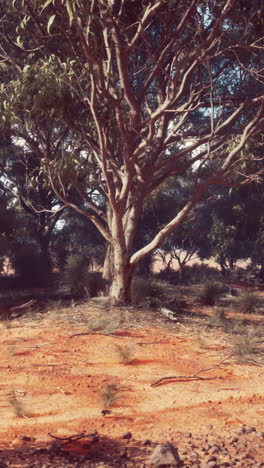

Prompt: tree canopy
xmin=0 ymin=0 xmax=263 ymax=303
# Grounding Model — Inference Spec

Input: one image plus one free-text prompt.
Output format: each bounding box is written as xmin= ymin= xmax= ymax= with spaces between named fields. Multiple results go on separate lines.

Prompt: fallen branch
xmin=136 ymin=340 xmax=167 ymax=346
xmin=151 ymin=353 xmax=234 ymax=387
xmin=10 ymin=299 xmax=36 ymax=312
xmin=68 ymin=332 xmax=118 ymax=338
xmin=49 ymin=429 xmax=98 ymax=445
xmin=32 ymin=363 xmax=68 ymax=367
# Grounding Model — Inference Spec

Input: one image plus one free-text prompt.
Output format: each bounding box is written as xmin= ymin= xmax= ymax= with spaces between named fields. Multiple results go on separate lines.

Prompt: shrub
xmin=14 ymin=247 xmax=52 ymax=286
xmin=233 ymin=335 xmax=257 ymax=357
xmin=64 ymin=255 xmax=107 ymax=299
xmin=131 ymin=276 xmax=169 ymax=309
xmin=87 ymin=272 xmax=108 ymax=297
xmin=235 ymin=292 xmax=260 ymax=314
xmin=131 ymin=276 xmax=178 ymax=309
xmin=160 ymin=263 xmax=220 ymax=285
xmin=199 ymin=281 xmax=225 ymax=306
xmin=63 ymin=254 xmax=90 ymax=297
xmin=207 ymin=308 xmax=231 ymax=332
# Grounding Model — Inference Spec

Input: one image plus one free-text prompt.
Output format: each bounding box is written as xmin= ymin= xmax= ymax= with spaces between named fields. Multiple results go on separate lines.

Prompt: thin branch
xmin=151 ymin=353 xmax=234 ymax=387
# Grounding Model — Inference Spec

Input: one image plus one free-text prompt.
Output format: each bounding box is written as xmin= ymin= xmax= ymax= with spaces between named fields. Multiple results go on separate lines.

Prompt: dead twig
xmin=136 ymin=340 xmax=167 ymax=346
xmin=32 ymin=363 xmax=68 ymax=367
xmin=151 ymin=353 xmax=234 ymax=387
xmin=48 ymin=429 xmax=98 ymax=445
xmin=68 ymin=332 xmax=118 ymax=338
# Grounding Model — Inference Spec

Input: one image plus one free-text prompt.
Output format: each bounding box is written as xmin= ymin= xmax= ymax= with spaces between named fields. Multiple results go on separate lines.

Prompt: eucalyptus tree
xmin=1 ymin=0 xmax=264 ymax=303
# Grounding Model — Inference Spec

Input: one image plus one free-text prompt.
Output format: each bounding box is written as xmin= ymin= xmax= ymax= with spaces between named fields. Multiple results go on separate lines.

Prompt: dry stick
xmin=32 ymin=363 xmax=68 ymax=367
xmin=68 ymin=332 xmax=118 ymax=338
xmin=48 ymin=430 xmax=98 ymax=445
xmin=151 ymin=353 xmax=234 ymax=387
xmin=136 ymin=340 xmax=167 ymax=346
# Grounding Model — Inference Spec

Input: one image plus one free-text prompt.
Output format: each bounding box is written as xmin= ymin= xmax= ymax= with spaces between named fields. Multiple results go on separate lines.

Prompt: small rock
xmin=122 ymin=431 xmax=132 ymax=440
xmin=147 ymin=442 xmax=182 ymax=467
xmin=207 ymin=455 xmax=217 ymax=463
xmin=206 ymin=462 xmax=218 ymax=468
xmin=183 ymin=432 xmax=192 ymax=438
xmin=211 ymin=444 xmax=221 ymax=454
xmin=21 ymin=435 xmax=35 ymax=442
xmin=230 ymin=437 xmax=238 ymax=444
xmin=120 ymin=449 xmax=128 ymax=458
xmin=245 ymin=426 xmax=256 ymax=433
xmin=205 ymin=424 xmax=213 ymax=431
xmin=235 ymin=426 xmax=246 ymax=435
xmin=255 ymin=431 xmax=264 ymax=438
xmin=143 ymin=439 xmax=152 ymax=446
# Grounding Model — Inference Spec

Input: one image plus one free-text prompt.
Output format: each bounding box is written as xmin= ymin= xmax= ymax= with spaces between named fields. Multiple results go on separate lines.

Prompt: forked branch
xmin=151 ymin=353 xmax=234 ymax=387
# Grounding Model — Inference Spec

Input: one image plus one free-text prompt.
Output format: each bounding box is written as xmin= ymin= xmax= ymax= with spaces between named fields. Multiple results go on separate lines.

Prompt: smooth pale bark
xmin=102 ymin=245 xmax=114 ymax=281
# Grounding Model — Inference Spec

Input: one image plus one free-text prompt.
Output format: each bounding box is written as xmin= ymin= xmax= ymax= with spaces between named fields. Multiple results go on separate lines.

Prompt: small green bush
xmin=64 ymin=254 xmax=90 ymax=297
xmin=87 ymin=272 xmax=108 ymax=297
xmin=199 ymin=281 xmax=225 ymax=306
xmin=235 ymin=292 xmax=260 ymax=314
xmin=131 ymin=276 xmax=168 ymax=309
xmin=161 ymin=263 xmax=220 ymax=285
xmin=14 ymin=247 xmax=51 ymax=286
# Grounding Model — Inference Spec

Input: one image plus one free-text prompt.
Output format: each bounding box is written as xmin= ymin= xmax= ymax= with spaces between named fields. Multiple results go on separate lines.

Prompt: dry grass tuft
xmin=100 ymin=384 xmax=122 ymax=409
xmin=8 ymin=391 xmax=28 ymax=418
xmin=115 ymin=343 xmax=135 ymax=364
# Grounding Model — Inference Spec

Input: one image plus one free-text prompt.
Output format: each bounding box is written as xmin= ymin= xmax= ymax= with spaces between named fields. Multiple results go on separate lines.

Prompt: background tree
xmin=1 ymin=0 xmax=264 ymax=303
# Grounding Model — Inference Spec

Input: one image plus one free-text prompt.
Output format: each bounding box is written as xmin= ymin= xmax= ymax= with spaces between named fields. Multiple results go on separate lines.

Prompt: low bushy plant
xmin=207 ymin=308 xmax=231 ymax=332
xmin=233 ymin=334 xmax=257 ymax=357
xmin=131 ymin=276 xmax=169 ymax=309
xmin=14 ymin=247 xmax=52 ymax=287
xmin=64 ymin=254 xmax=107 ymax=299
xmin=199 ymin=281 xmax=225 ymax=306
xmin=163 ymin=263 xmax=221 ymax=285
xmin=235 ymin=292 xmax=260 ymax=314
xmin=63 ymin=254 xmax=90 ymax=298
xmin=131 ymin=276 xmax=182 ymax=310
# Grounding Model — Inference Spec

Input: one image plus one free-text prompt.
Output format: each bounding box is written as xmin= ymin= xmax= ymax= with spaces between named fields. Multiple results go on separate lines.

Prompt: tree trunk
xmin=110 ymin=265 xmax=134 ymax=305
xmin=102 ymin=245 xmax=114 ymax=281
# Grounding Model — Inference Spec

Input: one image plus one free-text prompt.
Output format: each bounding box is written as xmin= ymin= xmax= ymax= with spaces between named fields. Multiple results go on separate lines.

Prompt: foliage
xmin=0 ymin=0 xmax=263 ymax=304
xmin=232 ymin=334 xmax=258 ymax=358
xmin=14 ymin=246 xmax=52 ymax=286
xmin=63 ymin=254 xmax=106 ymax=298
xmin=63 ymin=254 xmax=90 ymax=298
xmin=207 ymin=308 xmax=230 ymax=332
xmin=199 ymin=281 xmax=225 ymax=306
xmin=235 ymin=292 xmax=260 ymax=314
xmin=131 ymin=276 xmax=169 ymax=309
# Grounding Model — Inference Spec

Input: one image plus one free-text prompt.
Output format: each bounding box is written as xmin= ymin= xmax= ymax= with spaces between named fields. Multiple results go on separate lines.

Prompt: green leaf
xmin=47 ymin=14 xmax=56 ymax=34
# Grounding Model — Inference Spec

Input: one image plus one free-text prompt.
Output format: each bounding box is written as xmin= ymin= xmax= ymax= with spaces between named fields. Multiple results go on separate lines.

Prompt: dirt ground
xmin=0 ymin=300 xmax=263 ymax=466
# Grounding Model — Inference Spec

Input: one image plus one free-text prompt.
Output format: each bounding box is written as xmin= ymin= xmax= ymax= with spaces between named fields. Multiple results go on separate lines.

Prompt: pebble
xmin=122 ymin=431 xmax=132 ymax=439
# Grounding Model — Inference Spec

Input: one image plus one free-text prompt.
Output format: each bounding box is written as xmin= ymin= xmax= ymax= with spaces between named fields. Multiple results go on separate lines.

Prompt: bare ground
xmin=0 ymin=298 xmax=263 ymax=467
